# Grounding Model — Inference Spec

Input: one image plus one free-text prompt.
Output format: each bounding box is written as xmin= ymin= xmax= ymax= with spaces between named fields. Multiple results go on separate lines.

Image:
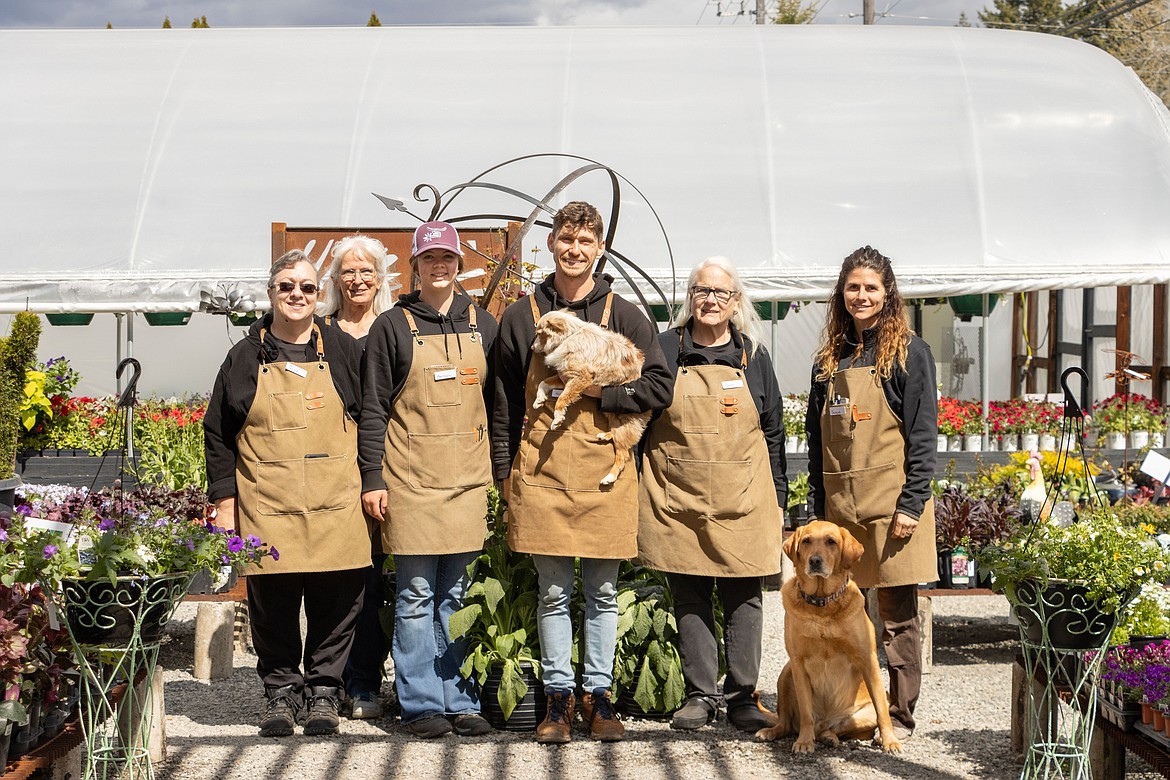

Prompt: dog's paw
xmin=792 ymin=738 xmax=816 ymax=754
xmin=596 ymin=431 xmax=613 ymax=442
xmin=550 ymin=411 xmax=566 ymax=429
xmin=880 ymin=738 xmax=903 ymax=754
xmin=754 ymin=726 xmax=780 ymax=742
xmin=817 ymin=731 xmax=840 ymax=747
xmin=600 ymin=472 xmax=618 ymax=486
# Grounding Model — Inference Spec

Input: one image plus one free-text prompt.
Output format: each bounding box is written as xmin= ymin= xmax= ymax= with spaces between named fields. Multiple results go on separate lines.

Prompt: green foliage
xmin=772 ymin=0 xmax=822 ymax=24
xmin=1111 ymin=582 xmax=1170 ymax=645
xmin=786 ymin=471 xmax=809 ymax=511
xmin=191 ymin=15 xmax=210 ymax=28
xmin=18 ymin=356 xmax=82 ymax=450
xmin=367 ymin=12 xmax=382 ymax=26
xmin=934 ymin=482 xmax=1022 ymax=550
xmin=0 ymin=313 xmax=42 ymax=478
xmin=133 ymin=399 xmax=208 ymax=490
xmin=612 ymin=565 xmax=686 ymax=713
xmin=975 ymin=504 xmax=1170 ymax=615
xmin=449 ymin=488 xmax=541 ymax=721
xmin=162 ymin=16 xmax=171 ymax=28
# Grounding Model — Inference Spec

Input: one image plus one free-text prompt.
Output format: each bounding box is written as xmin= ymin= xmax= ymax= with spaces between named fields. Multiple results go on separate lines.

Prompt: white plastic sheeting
xmin=2 ymin=25 xmax=1170 ymax=312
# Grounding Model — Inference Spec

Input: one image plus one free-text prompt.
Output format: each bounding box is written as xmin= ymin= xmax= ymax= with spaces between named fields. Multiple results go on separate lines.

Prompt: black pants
xmin=875 ymin=584 xmax=921 ymax=730
xmin=247 ymin=569 xmax=365 ymax=697
xmin=343 ymin=553 xmax=390 ymax=697
xmin=668 ymin=572 xmax=763 ymax=706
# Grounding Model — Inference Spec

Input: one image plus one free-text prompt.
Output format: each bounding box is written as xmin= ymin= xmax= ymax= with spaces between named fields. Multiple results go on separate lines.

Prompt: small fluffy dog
xmin=755 ymin=521 xmax=903 ymax=754
xmin=530 ymin=310 xmax=650 ymax=486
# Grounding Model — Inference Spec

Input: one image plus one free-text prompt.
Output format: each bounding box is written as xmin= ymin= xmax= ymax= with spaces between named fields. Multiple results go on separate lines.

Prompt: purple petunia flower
xmin=98 ymin=518 xmax=115 ymax=531
xmin=43 ymin=544 xmax=58 ymax=559
xmin=15 ymin=505 xmax=32 ymax=516
xmin=0 ymin=529 xmax=7 ymax=542
xmin=185 ymin=540 xmax=195 ymax=551
xmin=221 ymin=554 xmax=230 ymax=565
xmin=227 ymin=536 xmax=245 ymax=553
xmin=246 ymin=535 xmax=261 ymax=547
xmin=269 ymin=546 xmax=280 ymax=561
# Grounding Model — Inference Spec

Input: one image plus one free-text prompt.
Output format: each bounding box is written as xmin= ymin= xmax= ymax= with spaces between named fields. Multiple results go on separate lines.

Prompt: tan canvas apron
xmin=234 ymin=325 xmax=370 ymax=575
xmin=637 ymin=346 xmax=782 ymax=577
xmin=820 ymin=365 xmax=937 ymax=588
xmin=506 ymin=294 xmax=639 ymax=559
xmin=380 ymin=308 xmax=491 ymax=555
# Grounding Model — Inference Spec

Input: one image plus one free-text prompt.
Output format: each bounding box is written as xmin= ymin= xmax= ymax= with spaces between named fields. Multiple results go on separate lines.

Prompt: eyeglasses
xmin=339 ymin=269 xmax=377 ymax=282
xmin=690 ymin=286 xmax=737 ymax=304
xmin=270 ymin=281 xmax=319 ymax=295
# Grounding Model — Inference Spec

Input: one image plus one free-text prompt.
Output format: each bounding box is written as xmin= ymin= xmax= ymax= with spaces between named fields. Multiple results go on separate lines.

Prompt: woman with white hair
xmin=319 ymin=235 xmax=400 ymax=719
xmin=637 ymin=256 xmax=788 ymax=733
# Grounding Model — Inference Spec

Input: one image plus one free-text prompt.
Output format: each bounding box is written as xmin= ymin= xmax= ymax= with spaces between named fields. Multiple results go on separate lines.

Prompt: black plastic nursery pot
xmin=481 ymin=662 xmax=545 ymax=732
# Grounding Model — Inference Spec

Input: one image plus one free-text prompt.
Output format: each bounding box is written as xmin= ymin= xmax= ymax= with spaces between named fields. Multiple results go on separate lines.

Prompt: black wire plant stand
xmin=1014 ymin=366 xmax=1117 ymax=780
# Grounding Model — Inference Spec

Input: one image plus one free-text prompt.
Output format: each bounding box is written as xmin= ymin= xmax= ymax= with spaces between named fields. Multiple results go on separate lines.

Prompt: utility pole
xmin=756 ymin=0 xmax=766 ymax=23
xmin=863 ymin=0 xmax=874 ymax=24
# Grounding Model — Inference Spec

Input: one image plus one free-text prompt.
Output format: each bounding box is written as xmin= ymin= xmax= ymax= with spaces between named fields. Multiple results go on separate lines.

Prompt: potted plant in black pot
xmin=449 ymin=488 xmax=545 ymax=730
xmin=611 ymin=564 xmax=686 ymax=718
xmin=934 ymin=482 xmax=1022 ymax=589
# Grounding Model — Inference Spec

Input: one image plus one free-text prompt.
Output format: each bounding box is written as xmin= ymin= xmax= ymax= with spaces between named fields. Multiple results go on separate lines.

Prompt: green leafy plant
xmin=934 ymin=482 xmax=1022 ymax=551
xmin=1111 ymin=582 xmax=1170 ymax=646
xmin=449 ymin=487 xmax=541 ymax=721
xmin=786 ymin=472 xmax=810 ymax=511
xmin=18 ymin=357 xmax=82 ymax=451
xmin=976 ymin=504 xmax=1170 ymax=615
xmin=0 ymin=313 xmax=41 ymax=478
xmin=611 ymin=564 xmax=685 ymax=714
xmin=133 ymin=398 xmax=208 ymax=490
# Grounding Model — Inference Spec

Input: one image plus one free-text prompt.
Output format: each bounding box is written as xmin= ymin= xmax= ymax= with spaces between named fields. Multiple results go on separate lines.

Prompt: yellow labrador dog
xmin=755 ymin=521 xmax=902 ymax=754
xmin=530 ymin=310 xmax=651 ymax=486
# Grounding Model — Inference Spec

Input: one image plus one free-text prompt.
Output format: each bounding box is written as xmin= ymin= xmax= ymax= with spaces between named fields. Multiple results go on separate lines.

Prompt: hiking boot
xmin=726 ymin=691 xmax=772 ymax=733
xmin=406 ymin=714 xmax=453 ymax=739
xmin=348 ymin=692 xmax=383 ymax=720
xmin=670 ymin=695 xmax=719 ymax=730
xmin=451 ymin=713 xmax=492 ymax=736
xmin=535 ymin=690 xmax=575 ymax=744
xmin=302 ymin=686 xmax=341 ymax=736
xmin=580 ymin=688 xmax=624 ymax=742
xmin=258 ymin=685 xmax=301 ymax=737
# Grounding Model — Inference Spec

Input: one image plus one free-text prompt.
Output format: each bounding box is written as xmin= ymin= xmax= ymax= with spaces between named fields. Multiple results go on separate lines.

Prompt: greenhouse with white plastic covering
xmin=1 ymin=24 xmax=1169 ymax=398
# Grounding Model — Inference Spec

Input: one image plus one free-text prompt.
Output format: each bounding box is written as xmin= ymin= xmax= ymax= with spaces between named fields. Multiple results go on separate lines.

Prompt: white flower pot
xmin=786 ymin=435 xmax=799 ymax=453
xmin=1105 ymin=431 xmax=1127 ymax=450
xmin=1131 ymin=430 xmax=1150 ymax=449
xmin=964 ymin=434 xmax=983 ymax=452
xmin=948 ymin=435 xmax=962 ymax=452
xmin=1021 ymin=432 xmax=1040 ymax=452
xmin=797 ymin=438 xmax=809 ymax=454
xmin=1000 ymin=434 xmax=1019 ymax=452
xmin=937 ymin=435 xmax=948 ymax=452
xmin=1037 ymin=433 xmax=1056 ymax=452
xmin=1153 ymin=431 xmax=1165 ymax=449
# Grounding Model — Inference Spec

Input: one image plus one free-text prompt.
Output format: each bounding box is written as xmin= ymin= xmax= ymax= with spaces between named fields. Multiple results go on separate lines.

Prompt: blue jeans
xmin=392 ymin=552 xmax=480 ymax=723
xmin=533 ymin=555 xmax=620 ymax=693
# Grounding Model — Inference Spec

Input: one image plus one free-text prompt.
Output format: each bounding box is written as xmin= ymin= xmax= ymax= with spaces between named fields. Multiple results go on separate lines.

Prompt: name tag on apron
xmin=829 ymin=397 xmax=850 ymax=416
xmin=721 ymin=379 xmax=744 ymax=389
xmin=433 ymin=368 xmax=457 ymax=381
xmin=285 ymin=363 xmax=307 ymax=378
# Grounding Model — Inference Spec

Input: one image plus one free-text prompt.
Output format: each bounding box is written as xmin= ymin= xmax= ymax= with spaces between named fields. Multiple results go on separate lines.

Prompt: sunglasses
xmin=270 ymin=281 xmax=319 ymax=295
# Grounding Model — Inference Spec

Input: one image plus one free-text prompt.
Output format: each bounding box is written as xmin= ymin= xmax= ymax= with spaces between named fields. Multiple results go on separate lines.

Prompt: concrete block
xmin=194 ymin=602 xmax=237 ymax=680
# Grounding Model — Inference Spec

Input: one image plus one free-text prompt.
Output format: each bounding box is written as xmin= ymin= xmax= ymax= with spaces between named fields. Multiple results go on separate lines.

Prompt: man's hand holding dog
xmin=891 ymin=511 xmax=918 ymax=539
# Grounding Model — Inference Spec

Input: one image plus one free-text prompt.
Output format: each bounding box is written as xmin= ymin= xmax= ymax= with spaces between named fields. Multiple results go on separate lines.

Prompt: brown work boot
xmin=535 ymin=689 xmax=575 ymax=744
xmin=580 ymin=688 xmax=624 ymax=742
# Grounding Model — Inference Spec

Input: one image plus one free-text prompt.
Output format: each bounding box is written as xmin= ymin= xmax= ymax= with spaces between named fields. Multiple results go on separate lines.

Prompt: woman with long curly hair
xmin=805 ymin=245 xmax=938 ymax=741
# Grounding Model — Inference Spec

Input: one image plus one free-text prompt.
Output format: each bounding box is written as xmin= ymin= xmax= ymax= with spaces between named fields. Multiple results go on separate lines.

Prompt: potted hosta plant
xmin=611 ymin=564 xmax=685 ymax=717
xmin=449 ymin=488 xmax=544 ymax=730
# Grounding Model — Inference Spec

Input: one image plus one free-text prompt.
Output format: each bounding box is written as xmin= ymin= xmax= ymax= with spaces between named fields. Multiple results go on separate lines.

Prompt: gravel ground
xmin=150 ymin=593 xmax=1155 ymax=780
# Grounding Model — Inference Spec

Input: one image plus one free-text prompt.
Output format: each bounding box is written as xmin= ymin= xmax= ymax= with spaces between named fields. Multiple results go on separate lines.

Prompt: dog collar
xmin=798 ymin=576 xmax=850 ymax=608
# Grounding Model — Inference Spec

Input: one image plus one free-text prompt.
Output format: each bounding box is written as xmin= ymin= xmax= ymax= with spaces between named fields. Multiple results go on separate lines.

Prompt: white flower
xmin=137 ymin=544 xmax=156 ymax=564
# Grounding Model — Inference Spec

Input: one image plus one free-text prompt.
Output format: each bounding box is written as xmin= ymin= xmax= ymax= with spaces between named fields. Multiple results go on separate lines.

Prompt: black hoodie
xmin=490 ymin=272 xmax=674 ymax=480
xmin=358 ymin=291 xmax=499 ymax=492
xmin=203 ymin=313 xmax=364 ymax=503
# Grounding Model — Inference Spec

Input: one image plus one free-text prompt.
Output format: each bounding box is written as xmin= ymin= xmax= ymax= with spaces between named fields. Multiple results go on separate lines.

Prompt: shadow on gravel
xmin=931 ymin=613 xmax=1018 ymax=667
xmin=932 ymin=727 xmax=1019 ymax=779
xmin=164 ymin=670 xmax=265 ymax=727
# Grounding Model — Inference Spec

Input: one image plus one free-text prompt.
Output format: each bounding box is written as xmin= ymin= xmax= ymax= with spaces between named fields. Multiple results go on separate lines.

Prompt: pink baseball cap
xmin=411 ymin=221 xmax=463 ymax=258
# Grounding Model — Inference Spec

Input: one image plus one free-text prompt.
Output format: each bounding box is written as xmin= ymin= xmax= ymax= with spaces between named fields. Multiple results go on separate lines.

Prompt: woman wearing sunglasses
xmin=204 ymin=249 xmax=370 ymax=739
xmin=358 ymin=221 xmax=499 ymax=738
xmin=637 ymin=256 xmax=787 ymax=733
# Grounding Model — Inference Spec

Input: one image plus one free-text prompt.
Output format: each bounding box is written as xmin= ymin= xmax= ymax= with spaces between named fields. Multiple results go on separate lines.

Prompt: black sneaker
xmin=451 ymin=713 xmax=492 ymax=736
xmin=407 ymin=714 xmax=454 ymax=739
xmin=670 ymin=696 xmax=718 ymax=730
xmin=303 ymin=686 xmax=341 ymax=736
xmin=259 ymin=685 xmax=301 ymax=737
xmin=726 ymin=692 xmax=772 ymax=733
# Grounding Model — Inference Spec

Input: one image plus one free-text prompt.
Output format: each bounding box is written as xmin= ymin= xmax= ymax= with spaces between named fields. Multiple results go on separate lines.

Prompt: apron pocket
xmin=255 ymin=455 xmax=357 ymax=515
xmin=682 ymin=395 xmax=719 ymax=434
xmin=268 ymin=392 xmax=306 ymax=431
xmin=520 ymin=426 xmax=617 ymax=492
xmin=823 ymin=461 xmax=899 ymax=524
xmin=663 ymin=456 xmax=755 ymax=518
xmin=407 ymin=431 xmax=491 ymax=489
xmin=255 ymin=458 xmax=306 ymax=515
xmin=828 ymin=405 xmax=854 ymax=443
xmin=424 ymin=365 xmax=461 ymax=407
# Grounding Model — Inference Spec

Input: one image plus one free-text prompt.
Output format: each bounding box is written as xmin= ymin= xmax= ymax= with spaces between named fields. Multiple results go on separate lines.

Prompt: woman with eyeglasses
xmin=358 ymin=221 xmax=499 ymax=738
xmin=637 ymin=256 xmax=787 ymax=733
xmin=204 ymin=249 xmax=370 ymax=739
xmin=805 ymin=245 xmax=937 ymax=742
xmin=317 ymin=235 xmax=401 ymax=720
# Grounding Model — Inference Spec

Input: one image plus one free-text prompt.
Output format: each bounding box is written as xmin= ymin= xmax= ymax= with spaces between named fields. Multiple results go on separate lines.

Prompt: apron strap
xmin=529 ymin=294 xmax=541 ymax=325
xmin=599 ymin=293 xmax=613 ymax=330
xmin=467 ymin=303 xmax=479 ymax=342
xmin=402 ymin=310 xmax=426 ymax=346
xmin=312 ymin=323 xmax=325 ymax=366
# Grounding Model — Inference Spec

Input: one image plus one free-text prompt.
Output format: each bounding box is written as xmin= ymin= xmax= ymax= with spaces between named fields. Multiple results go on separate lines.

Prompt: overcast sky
xmin=0 ymin=0 xmax=989 ymax=29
